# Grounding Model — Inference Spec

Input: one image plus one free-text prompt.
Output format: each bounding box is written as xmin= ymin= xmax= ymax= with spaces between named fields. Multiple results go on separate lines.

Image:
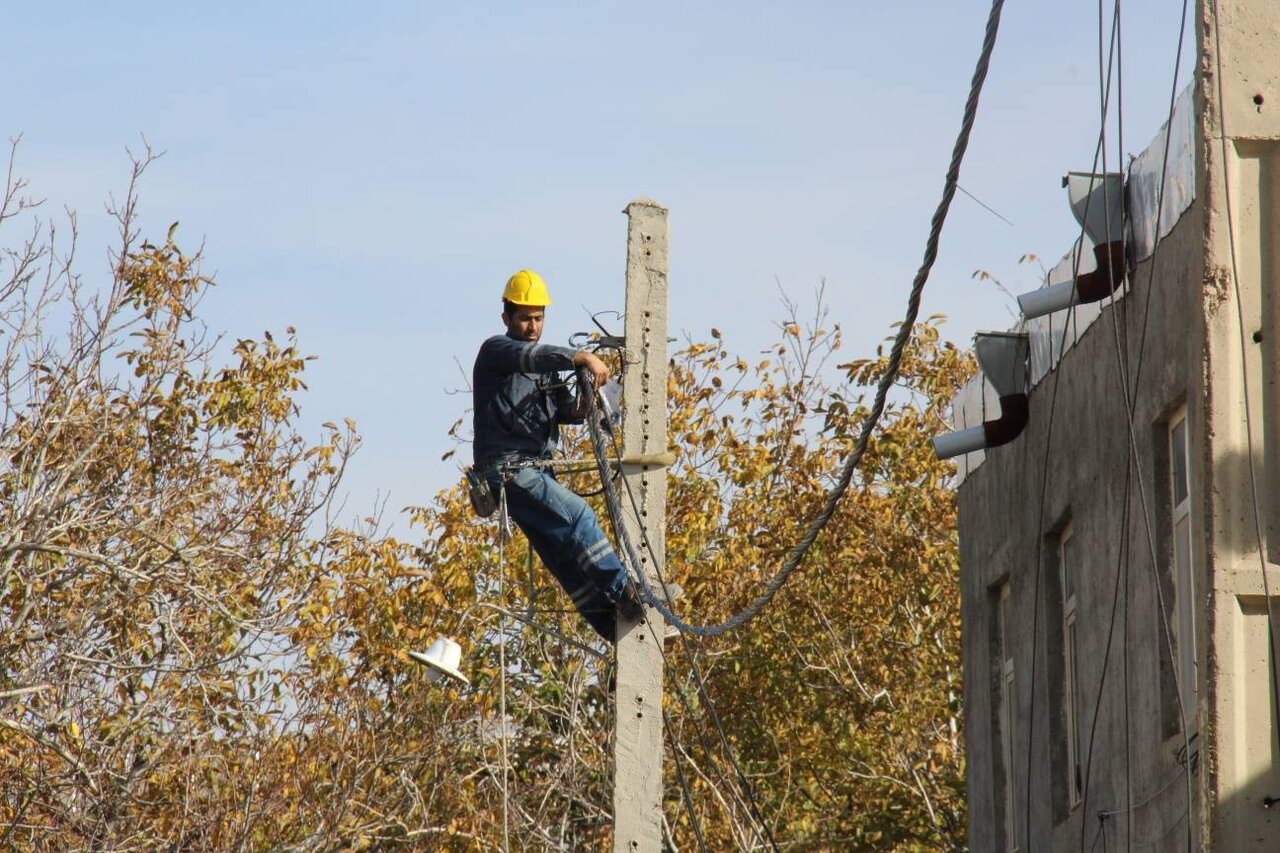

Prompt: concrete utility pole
xmin=613 ymin=199 xmax=670 ymax=852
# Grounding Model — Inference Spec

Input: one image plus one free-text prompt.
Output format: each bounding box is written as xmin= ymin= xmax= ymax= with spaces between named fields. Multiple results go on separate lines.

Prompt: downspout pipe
xmin=1018 ymin=239 xmax=1127 ymax=318
xmin=932 ymin=392 xmax=1029 ymax=459
xmin=1018 ymin=171 xmax=1128 ymax=320
xmin=932 ymin=332 xmax=1031 ymax=460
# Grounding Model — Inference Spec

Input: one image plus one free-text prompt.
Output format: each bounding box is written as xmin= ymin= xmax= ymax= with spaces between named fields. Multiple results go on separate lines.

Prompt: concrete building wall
xmin=956 ymin=3 xmax=1280 ymax=850
xmin=959 ymin=202 xmax=1205 ymax=851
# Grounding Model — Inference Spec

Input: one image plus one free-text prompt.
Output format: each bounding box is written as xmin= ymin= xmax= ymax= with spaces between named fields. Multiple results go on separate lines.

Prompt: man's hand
xmin=573 ymin=351 xmax=610 ymax=388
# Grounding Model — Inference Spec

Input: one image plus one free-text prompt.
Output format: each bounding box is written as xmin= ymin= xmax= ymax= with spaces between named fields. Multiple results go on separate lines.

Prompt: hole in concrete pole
xmin=1255 ymin=93 xmax=1265 ymax=106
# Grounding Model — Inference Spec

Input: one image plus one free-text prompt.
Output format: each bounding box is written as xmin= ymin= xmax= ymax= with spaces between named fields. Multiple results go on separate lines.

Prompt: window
xmin=997 ymin=581 xmax=1020 ymax=852
xmin=1059 ymin=526 xmax=1083 ymax=807
xmin=1169 ymin=410 xmax=1198 ymax=731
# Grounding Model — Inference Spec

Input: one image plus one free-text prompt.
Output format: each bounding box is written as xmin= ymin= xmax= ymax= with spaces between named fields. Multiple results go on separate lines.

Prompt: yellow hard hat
xmin=502 ymin=269 xmax=552 ymax=307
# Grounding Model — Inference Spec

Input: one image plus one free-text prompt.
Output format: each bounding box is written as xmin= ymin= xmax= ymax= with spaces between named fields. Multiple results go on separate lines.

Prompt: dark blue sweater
xmin=472 ymin=334 xmax=581 ymax=469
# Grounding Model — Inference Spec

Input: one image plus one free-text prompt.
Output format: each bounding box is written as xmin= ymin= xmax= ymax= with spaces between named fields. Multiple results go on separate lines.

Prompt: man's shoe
xmin=616 ymin=582 xmax=645 ymax=622
xmin=616 ymin=579 xmax=684 ymax=623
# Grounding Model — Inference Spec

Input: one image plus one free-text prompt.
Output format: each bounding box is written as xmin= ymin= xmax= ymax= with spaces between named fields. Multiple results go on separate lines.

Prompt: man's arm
xmin=557 ymin=352 xmax=608 ymax=423
xmin=572 ymin=351 xmax=609 ymax=388
xmin=477 ymin=335 xmax=577 ymax=375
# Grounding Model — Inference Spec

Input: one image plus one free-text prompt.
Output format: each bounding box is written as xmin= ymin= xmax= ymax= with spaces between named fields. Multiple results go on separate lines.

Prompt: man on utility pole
xmin=471 ymin=269 xmax=645 ymax=641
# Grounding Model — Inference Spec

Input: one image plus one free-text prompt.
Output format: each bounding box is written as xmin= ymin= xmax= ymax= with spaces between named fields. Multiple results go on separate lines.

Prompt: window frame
xmin=1059 ymin=524 xmax=1083 ymax=808
xmin=1169 ymin=407 xmax=1198 ymax=732
xmin=998 ymin=581 xmax=1020 ymax=852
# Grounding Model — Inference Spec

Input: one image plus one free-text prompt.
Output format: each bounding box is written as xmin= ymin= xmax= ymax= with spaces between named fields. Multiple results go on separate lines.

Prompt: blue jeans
xmin=499 ymin=466 xmax=630 ymax=642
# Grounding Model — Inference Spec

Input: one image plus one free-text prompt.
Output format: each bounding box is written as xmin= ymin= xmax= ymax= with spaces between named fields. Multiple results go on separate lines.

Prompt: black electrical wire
xmin=664 ymin=707 xmax=712 ymax=853
xmin=559 ymin=348 xmax=779 ymax=848
xmin=1023 ymin=2 xmax=1198 ymax=847
xmin=1020 ymin=214 xmax=1086 ymax=853
xmin=677 ymin=640 xmax=780 ymax=852
xmin=577 ymin=389 xmax=779 ymax=851
xmin=596 ymin=406 xmax=781 ymax=852
xmin=1091 ymin=1 xmax=1198 ymax=848
xmin=1035 ymin=0 xmax=1201 ymax=847
xmin=1022 ymin=14 xmax=1123 ymax=840
xmin=1089 ymin=814 xmax=1108 ymax=853
xmin=634 ymin=602 xmax=778 ymax=852
xmin=565 ymin=467 xmax=620 ymax=500
xmin=1111 ymin=10 xmax=1135 ymax=843
xmin=1078 ymin=2 xmax=1138 ymax=849
xmin=1078 ymin=471 xmax=1134 ymax=853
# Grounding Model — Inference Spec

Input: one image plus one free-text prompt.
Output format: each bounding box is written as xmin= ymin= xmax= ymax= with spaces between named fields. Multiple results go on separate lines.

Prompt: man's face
xmin=503 ymin=304 xmax=545 ymax=343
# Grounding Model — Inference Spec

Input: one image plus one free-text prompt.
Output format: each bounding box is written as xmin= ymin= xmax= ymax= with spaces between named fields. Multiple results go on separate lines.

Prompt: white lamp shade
xmin=974 ymin=332 xmax=1030 ymax=398
xmin=1066 ymin=171 xmax=1125 ymax=246
xmin=408 ymin=637 xmax=470 ymax=685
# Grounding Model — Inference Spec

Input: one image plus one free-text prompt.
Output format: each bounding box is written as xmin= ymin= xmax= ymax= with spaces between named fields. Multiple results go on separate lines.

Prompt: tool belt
xmin=465 ymin=467 xmax=498 ymax=518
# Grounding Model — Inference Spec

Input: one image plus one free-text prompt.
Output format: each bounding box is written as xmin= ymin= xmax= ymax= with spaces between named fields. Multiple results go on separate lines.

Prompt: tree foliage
xmin=1 ymin=152 xmax=974 ymax=851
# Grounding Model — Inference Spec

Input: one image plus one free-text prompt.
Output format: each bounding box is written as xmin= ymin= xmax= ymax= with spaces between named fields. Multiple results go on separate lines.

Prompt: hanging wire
xmin=602 ymin=435 xmax=780 ymax=851
xmin=1097 ymin=763 xmax=1188 ymax=820
xmin=1022 ymin=3 xmax=1201 ymax=848
xmin=1022 ymin=12 xmax=1124 ymax=841
xmin=496 ymin=490 xmax=512 ymax=852
xmin=1127 ymin=804 xmax=1191 ymax=850
xmin=1077 ymin=3 xmax=1140 ymax=848
xmin=1089 ymin=814 xmax=1109 ymax=853
xmin=614 ymin=456 xmax=781 ymax=851
xmin=1091 ymin=1 xmax=1199 ymax=846
xmin=586 ymin=0 xmax=1009 ymax=639
xmin=680 ymin=646 xmax=780 ymax=852
xmin=1111 ymin=7 xmax=1136 ymax=840
xmin=567 ymin=340 xmax=780 ymax=848
xmin=1088 ymin=12 xmax=1196 ymax=849
xmin=663 ymin=707 xmax=713 ymax=853
xmin=1040 ymin=0 xmax=1200 ymax=842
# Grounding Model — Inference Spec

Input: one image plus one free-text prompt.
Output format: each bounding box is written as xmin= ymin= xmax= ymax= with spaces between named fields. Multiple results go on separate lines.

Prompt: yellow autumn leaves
xmin=1 ymin=170 xmax=974 ymax=849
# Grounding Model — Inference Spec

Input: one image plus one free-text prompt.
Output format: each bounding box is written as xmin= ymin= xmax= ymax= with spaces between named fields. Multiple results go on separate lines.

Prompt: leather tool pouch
xmin=465 ymin=467 xmax=497 ymax=518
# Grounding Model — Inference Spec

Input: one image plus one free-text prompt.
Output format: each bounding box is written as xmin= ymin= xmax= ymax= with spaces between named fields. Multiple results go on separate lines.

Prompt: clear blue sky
xmin=7 ymin=1 xmax=1192 ymax=535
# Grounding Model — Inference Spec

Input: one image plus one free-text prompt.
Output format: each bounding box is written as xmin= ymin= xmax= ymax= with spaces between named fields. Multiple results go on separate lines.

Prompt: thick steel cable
xmin=588 ymin=0 xmax=1007 ymax=637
